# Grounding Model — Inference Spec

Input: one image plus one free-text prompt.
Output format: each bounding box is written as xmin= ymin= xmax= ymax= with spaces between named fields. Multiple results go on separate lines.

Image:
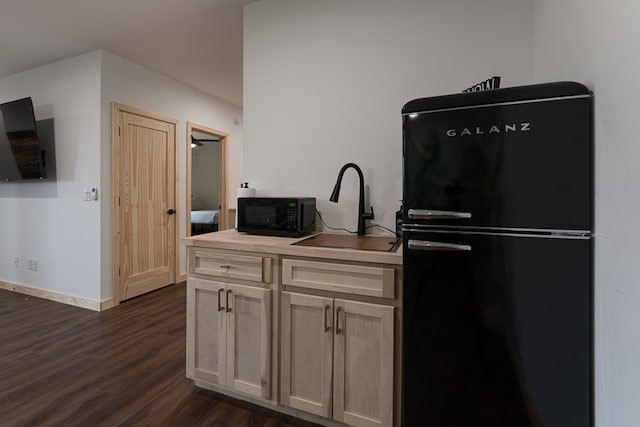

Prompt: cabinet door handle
xmin=226 ymin=289 xmax=232 ymax=312
xmin=324 ymin=305 xmax=331 ymax=332
xmin=336 ymin=306 xmax=342 ymax=335
xmin=217 ymin=288 xmax=225 ymax=311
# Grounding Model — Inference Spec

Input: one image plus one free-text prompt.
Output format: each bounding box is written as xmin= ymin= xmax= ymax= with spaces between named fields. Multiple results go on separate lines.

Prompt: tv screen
xmin=0 ymin=97 xmax=46 ymax=181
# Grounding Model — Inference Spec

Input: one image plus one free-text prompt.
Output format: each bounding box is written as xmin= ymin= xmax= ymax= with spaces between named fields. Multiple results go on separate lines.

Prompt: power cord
xmin=366 ymin=224 xmax=396 ymax=235
xmin=316 ymin=209 xmax=355 ymax=234
xmin=316 ymin=209 xmax=397 ymax=236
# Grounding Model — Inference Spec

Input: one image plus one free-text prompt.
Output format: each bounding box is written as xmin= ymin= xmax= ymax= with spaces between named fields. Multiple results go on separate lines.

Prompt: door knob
xmin=166 ymin=209 xmax=176 ymax=215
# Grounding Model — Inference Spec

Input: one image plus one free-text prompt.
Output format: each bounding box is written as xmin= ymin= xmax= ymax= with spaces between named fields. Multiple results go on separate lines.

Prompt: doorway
xmin=112 ymin=104 xmax=178 ymax=303
xmin=187 ymin=122 xmax=229 ymax=236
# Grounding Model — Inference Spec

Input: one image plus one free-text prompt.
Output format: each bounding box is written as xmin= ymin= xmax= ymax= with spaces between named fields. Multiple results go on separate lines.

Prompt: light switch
xmin=84 ymin=187 xmax=98 ymax=201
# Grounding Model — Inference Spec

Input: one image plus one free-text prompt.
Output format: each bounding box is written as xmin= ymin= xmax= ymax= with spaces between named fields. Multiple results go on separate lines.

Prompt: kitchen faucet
xmin=329 ymin=162 xmax=374 ymax=235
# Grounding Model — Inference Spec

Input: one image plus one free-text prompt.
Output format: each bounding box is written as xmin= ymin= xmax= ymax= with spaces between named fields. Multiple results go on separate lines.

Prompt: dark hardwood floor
xmin=0 ymin=284 xmax=320 ymax=427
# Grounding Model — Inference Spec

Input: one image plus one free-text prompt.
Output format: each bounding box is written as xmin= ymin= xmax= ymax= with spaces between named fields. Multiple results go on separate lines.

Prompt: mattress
xmin=191 ymin=210 xmax=219 ymax=225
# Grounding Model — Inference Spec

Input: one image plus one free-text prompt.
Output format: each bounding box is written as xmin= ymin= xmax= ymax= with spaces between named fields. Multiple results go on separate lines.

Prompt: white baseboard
xmin=0 ymin=280 xmax=105 ymax=312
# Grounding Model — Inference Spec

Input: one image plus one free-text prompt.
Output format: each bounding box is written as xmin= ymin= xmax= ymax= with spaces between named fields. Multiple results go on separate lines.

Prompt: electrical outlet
xmin=13 ymin=256 xmax=19 ymax=268
xmin=32 ymin=259 xmax=37 ymax=271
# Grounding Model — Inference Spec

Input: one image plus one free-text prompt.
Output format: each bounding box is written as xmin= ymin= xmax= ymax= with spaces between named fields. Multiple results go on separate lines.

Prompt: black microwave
xmin=237 ymin=197 xmax=316 ymax=237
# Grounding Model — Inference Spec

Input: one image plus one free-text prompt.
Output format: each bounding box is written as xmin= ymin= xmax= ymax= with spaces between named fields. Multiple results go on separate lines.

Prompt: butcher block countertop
xmin=183 ymin=229 xmax=403 ymax=266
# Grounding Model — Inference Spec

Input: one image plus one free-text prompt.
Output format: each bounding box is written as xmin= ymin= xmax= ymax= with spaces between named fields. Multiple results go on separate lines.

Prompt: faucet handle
xmin=363 ymin=206 xmax=374 ymax=220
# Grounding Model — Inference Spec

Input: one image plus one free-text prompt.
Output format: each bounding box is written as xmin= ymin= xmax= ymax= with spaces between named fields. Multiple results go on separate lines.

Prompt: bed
xmin=191 ymin=210 xmax=219 ymax=235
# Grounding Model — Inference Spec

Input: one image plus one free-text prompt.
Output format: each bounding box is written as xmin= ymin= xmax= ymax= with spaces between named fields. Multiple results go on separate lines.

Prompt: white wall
xmin=0 ymin=51 xmax=102 ymax=300
xmin=244 ymin=0 xmax=640 ymax=424
xmin=0 ymin=49 xmax=244 ymax=306
xmin=533 ymin=2 xmax=640 ymax=425
xmin=244 ymin=0 xmax=533 ymax=233
xmin=101 ymin=50 xmax=244 ymax=299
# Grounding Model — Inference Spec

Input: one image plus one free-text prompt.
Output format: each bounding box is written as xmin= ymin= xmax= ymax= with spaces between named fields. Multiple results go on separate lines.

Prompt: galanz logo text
xmin=446 ymin=123 xmax=531 ymax=137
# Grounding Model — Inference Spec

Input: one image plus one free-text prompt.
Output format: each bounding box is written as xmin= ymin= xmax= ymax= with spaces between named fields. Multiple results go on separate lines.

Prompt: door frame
xmin=112 ymin=103 xmax=179 ymax=305
xmin=186 ymin=122 xmax=229 ymax=234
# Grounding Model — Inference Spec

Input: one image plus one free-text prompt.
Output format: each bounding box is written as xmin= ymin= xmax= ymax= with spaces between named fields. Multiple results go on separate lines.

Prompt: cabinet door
xmin=281 ymin=292 xmax=334 ymax=418
xmin=333 ymin=300 xmax=394 ymax=427
xmin=186 ymin=278 xmax=227 ymax=385
xmin=225 ymin=283 xmax=271 ymax=399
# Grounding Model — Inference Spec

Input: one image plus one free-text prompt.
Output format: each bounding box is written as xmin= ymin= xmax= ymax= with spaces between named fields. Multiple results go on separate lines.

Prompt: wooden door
xmin=281 ymin=292 xmax=334 ymax=418
xmin=186 ymin=278 xmax=227 ymax=385
xmin=113 ymin=104 xmax=177 ymax=302
xmin=225 ymin=283 xmax=271 ymax=399
xmin=333 ymin=300 xmax=394 ymax=427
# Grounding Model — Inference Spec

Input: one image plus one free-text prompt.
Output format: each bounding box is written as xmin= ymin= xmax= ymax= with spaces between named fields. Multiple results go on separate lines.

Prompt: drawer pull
xmin=217 ymin=288 xmax=224 ymax=311
xmin=220 ymin=264 xmax=231 ymax=269
xmin=226 ymin=289 xmax=232 ymax=312
xmin=324 ymin=305 xmax=331 ymax=332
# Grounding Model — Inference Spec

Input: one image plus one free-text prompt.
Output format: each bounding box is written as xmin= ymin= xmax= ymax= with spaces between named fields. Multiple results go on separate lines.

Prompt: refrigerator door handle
xmin=408 ymin=239 xmax=472 ymax=252
xmin=407 ymin=209 xmax=472 ymax=220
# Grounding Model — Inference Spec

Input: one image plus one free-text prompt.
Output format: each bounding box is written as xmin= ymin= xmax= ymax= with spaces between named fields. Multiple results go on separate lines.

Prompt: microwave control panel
xmin=286 ymin=202 xmax=298 ymax=229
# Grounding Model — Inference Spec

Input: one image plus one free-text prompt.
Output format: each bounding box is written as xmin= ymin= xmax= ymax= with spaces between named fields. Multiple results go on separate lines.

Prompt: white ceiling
xmin=0 ymin=0 xmax=246 ymax=107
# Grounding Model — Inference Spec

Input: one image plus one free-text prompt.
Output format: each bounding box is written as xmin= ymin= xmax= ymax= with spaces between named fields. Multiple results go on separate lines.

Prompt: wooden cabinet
xmin=225 ymin=282 xmax=271 ymax=398
xmin=186 ymin=278 xmax=225 ymax=385
xmin=191 ymin=249 xmax=272 ymax=284
xmin=333 ymin=299 xmax=394 ymax=427
xmin=282 ymin=258 xmax=394 ymax=298
xmin=281 ymin=292 xmax=333 ymax=417
xmin=186 ymin=249 xmax=272 ymax=400
xmin=281 ymin=293 xmax=394 ymax=427
xmin=184 ymin=231 xmax=402 ymax=427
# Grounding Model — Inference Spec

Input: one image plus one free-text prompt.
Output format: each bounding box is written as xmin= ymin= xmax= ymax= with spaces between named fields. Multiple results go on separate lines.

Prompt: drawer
xmin=191 ymin=250 xmax=272 ymax=283
xmin=282 ymin=259 xmax=394 ymax=298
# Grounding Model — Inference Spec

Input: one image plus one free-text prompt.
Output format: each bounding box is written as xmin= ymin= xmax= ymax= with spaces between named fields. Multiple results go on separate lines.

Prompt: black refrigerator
xmin=401 ymin=82 xmax=593 ymax=427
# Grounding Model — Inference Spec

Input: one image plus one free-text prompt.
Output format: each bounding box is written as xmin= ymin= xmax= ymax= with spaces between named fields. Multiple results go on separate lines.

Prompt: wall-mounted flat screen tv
xmin=0 ymin=97 xmax=46 ymax=181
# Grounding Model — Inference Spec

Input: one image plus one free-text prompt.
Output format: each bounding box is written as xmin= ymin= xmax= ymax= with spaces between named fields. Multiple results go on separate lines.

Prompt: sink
xmin=293 ymin=233 xmax=401 ymax=252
